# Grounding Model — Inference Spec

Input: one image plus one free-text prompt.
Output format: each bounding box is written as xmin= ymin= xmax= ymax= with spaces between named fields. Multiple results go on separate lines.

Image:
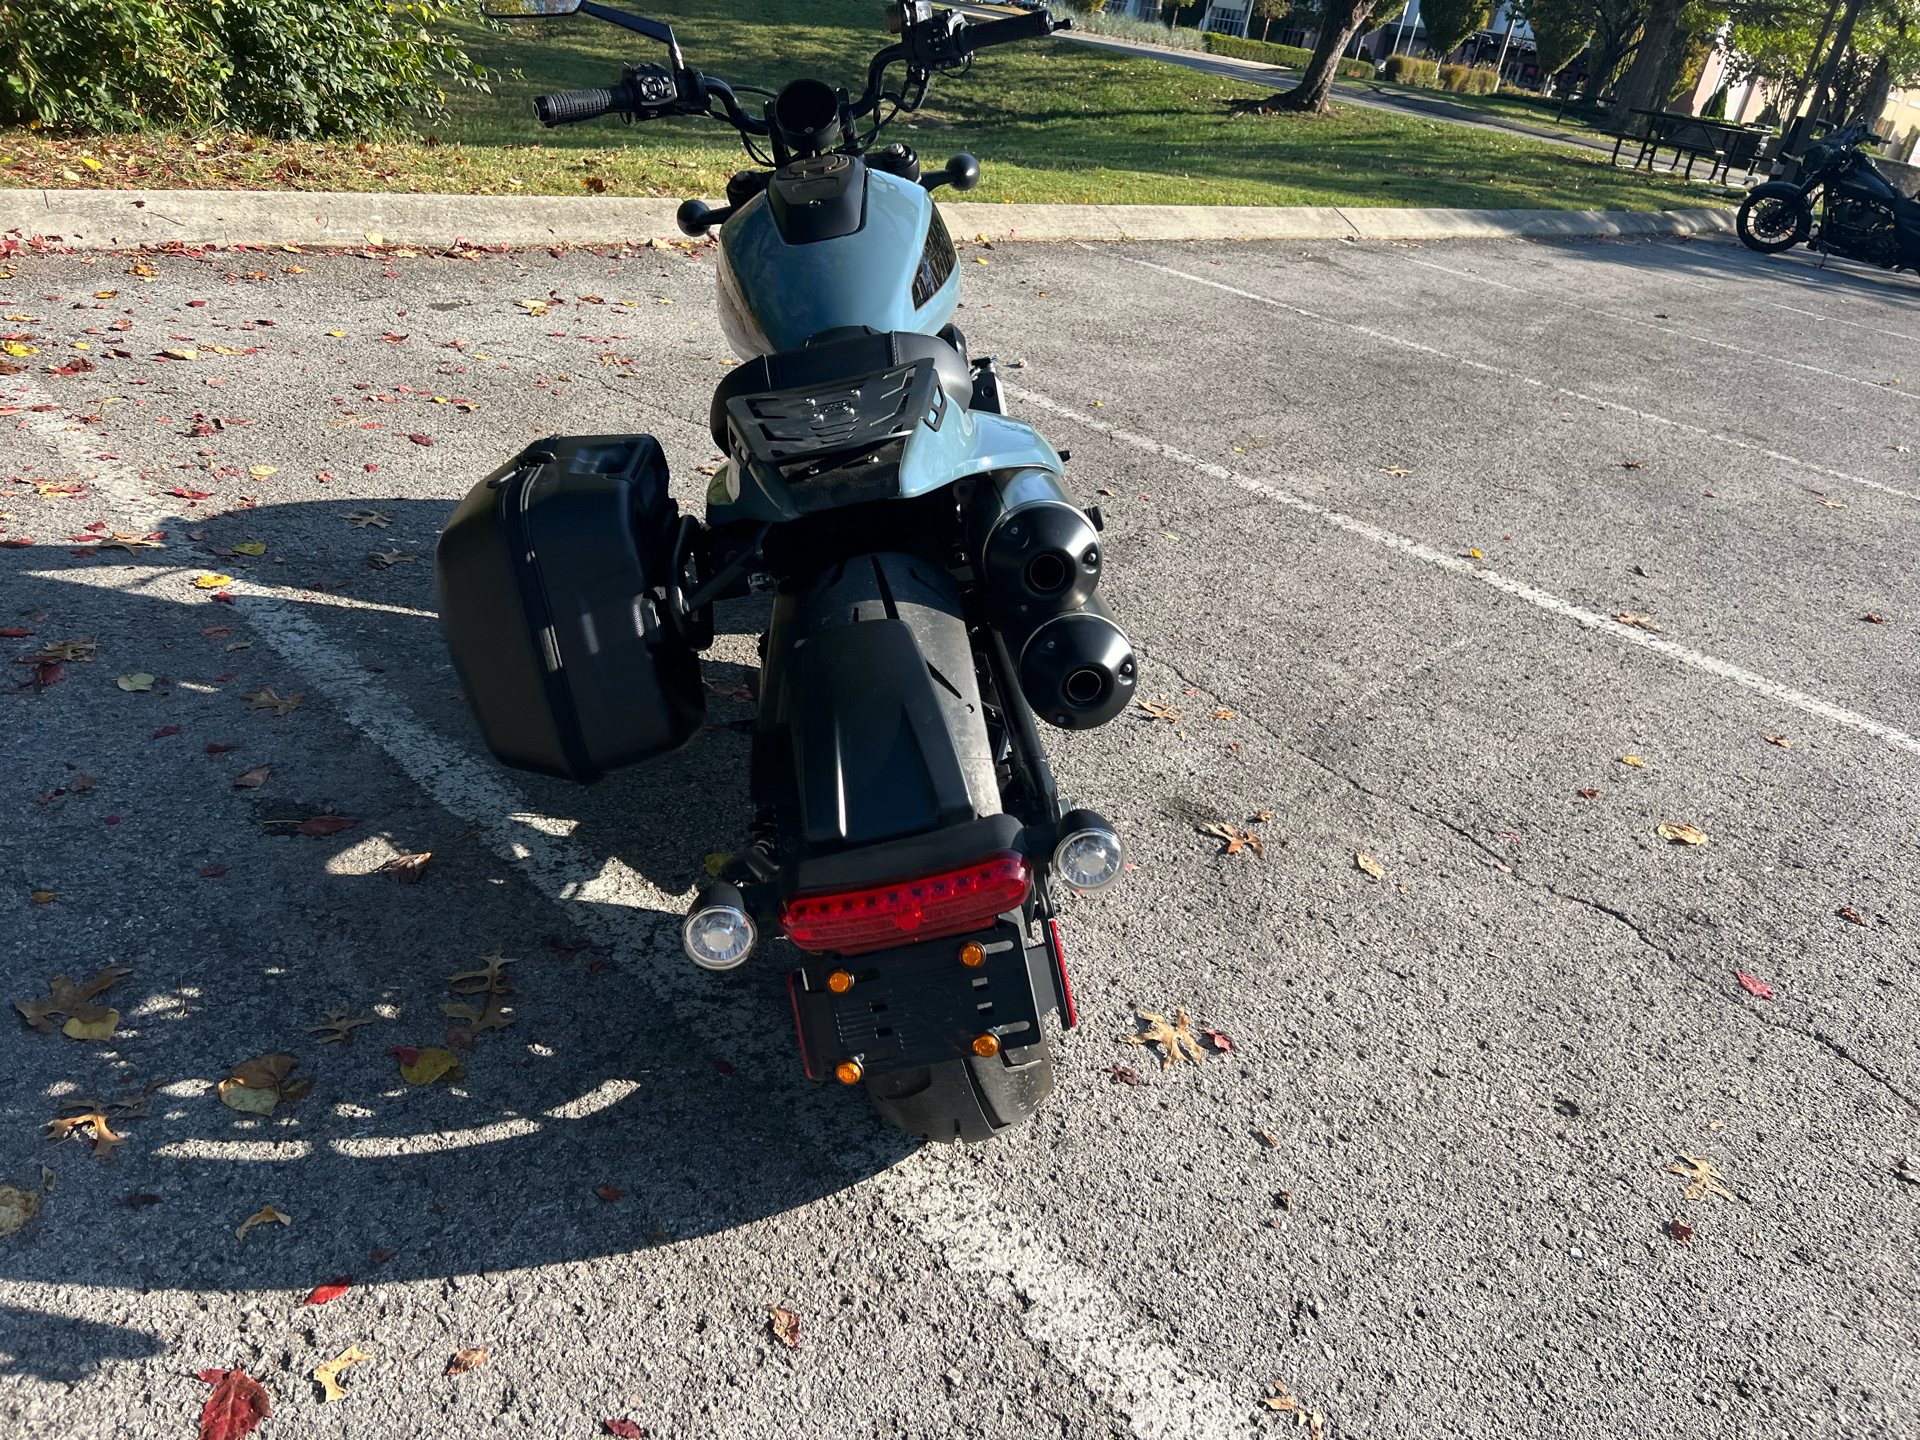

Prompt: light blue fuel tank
xmin=715 ymin=164 xmax=959 ymax=357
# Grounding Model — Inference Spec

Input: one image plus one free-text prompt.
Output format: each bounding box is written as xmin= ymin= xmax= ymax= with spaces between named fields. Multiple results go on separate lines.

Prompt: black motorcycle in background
xmin=1737 ymin=118 xmax=1920 ymax=271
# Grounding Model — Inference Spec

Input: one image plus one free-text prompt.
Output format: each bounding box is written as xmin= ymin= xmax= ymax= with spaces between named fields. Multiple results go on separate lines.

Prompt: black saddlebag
xmin=435 ymin=434 xmax=703 ymax=782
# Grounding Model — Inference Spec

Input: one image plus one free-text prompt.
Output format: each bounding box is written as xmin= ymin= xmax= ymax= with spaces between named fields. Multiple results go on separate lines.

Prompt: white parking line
xmin=1008 ymin=382 xmax=1920 ymax=762
xmin=1400 ymin=254 xmax=1918 ymax=400
xmin=1091 ymin=249 xmax=1920 ymax=504
xmin=1760 ymin=299 xmax=1920 ymax=345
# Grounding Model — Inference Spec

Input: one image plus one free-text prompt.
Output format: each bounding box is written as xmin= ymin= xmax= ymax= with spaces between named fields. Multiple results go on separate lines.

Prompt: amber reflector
xmin=835 ymin=1059 xmax=863 ymax=1084
xmin=827 ymin=969 xmax=854 ymax=993
xmin=972 ymin=1033 xmax=1000 ymax=1058
xmin=958 ymin=942 xmax=986 ymax=968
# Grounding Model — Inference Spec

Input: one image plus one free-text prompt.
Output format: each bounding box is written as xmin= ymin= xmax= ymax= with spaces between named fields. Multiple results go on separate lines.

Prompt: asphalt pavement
xmin=1 ymin=229 xmax=1916 ymax=1439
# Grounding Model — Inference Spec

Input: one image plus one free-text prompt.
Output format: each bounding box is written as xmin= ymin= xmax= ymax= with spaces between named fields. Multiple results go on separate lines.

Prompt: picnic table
xmin=1610 ymin=109 xmax=1771 ymax=183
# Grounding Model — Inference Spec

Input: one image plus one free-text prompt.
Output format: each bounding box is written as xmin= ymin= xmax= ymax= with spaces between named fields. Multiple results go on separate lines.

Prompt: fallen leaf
xmin=0 ymin=1184 xmax=42 ymax=1237
xmin=1863 ymin=612 xmax=1885 ymax=624
xmin=62 ymin=1010 xmax=119 ymax=1040
xmin=1621 ymin=755 xmax=1646 ymax=768
xmin=30 ymin=891 xmax=56 ymax=905
xmin=1200 ymin=1028 xmax=1234 ymax=1053
xmin=603 ymin=1422 xmax=644 ymax=1440
xmin=161 ymin=347 xmax=198 ymax=361
xmin=366 ymin=548 xmax=415 ymax=569
xmin=230 ymin=541 xmax=266 ymax=556
xmin=1198 ymin=821 xmax=1263 ymax=857
xmin=15 ymin=965 xmax=131 ymax=1034
xmin=116 ymin=672 xmax=155 ymax=692
xmin=1255 ymin=1127 xmax=1279 ymax=1147
xmin=1667 ymin=1217 xmax=1694 ymax=1246
xmin=594 ymin=1185 xmax=626 ymax=1202
xmin=1577 ymin=787 xmax=1601 ymax=800
xmin=200 ymin=865 xmax=229 ymax=879
xmin=1613 ymin=612 xmax=1659 ymax=631
xmin=378 ymin=852 xmax=431 ymax=882
xmin=1107 ymin=1064 xmax=1141 ymax=1085
xmin=1137 ymin=699 xmax=1181 ymax=723
xmin=297 ymin=814 xmax=358 ymax=837
xmin=769 ymin=1306 xmax=801 ymax=1349
xmin=1355 ymin=852 xmax=1386 ymax=880
xmin=1209 ymin=708 xmax=1238 ymax=719
xmin=346 ymin=509 xmax=393 ymax=529
xmin=1815 ymin=493 xmax=1847 ymax=508
xmin=243 ymin=687 xmax=302 ymax=717
xmin=399 ymin=1047 xmax=463 ymax=1085
xmin=1118 ymin=1007 xmax=1206 ymax=1070
xmin=441 ymin=994 xmax=515 ymax=1033
xmin=1656 ymin=823 xmax=1708 ymax=846
xmin=445 ymin=1346 xmax=488 ymax=1376
xmin=1668 ymin=1154 xmax=1736 ymax=1203
xmin=196 ymin=1366 xmax=271 ymax=1439
xmin=232 ymin=765 xmax=271 ymax=789
xmin=195 ymin=573 xmax=235 ymax=589
xmin=153 ymin=725 xmax=181 ymax=738
xmin=307 ymin=1009 xmax=377 ymax=1045
xmin=302 ymin=1277 xmax=352 ymax=1306
xmin=1837 ymin=905 xmax=1868 ymax=927
xmin=219 ymin=1054 xmax=305 ymax=1115
xmin=1379 ymin=465 xmax=1412 ymax=476
xmin=407 ymin=433 xmax=434 ymax=446
xmin=234 ymin=1204 xmax=292 ymax=1242
xmin=312 ymin=1344 xmax=371 ymax=1402
xmin=1735 ymin=971 xmax=1775 ymax=1000
xmin=1764 ymin=734 xmax=1791 ymax=749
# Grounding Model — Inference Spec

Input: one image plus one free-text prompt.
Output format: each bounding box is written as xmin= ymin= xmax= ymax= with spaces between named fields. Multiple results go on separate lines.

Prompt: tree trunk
xmin=1263 ymin=0 xmax=1375 ymax=110
xmin=1848 ymin=52 xmax=1891 ymax=130
xmin=1809 ymin=0 xmax=1867 ymax=121
xmin=1784 ymin=0 xmax=1843 ymax=120
xmin=1607 ymin=0 xmax=1684 ymax=130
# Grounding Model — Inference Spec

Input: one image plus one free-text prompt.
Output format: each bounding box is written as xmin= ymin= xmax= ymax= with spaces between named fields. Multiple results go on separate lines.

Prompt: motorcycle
xmin=1737 ymin=118 xmax=1920 ymax=271
xmin=435 ymin=0 xmax=1134 ymax=1143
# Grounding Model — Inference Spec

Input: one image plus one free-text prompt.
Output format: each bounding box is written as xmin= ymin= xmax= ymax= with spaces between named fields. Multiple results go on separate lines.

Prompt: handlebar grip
xmin=957 ymin=9 xmax=1063 ymax=54
xmin=535 ymin=83 xmax=632 ymax=127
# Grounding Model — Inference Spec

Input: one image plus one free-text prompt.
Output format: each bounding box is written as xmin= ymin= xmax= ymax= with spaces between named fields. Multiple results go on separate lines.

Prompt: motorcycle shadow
xmin=0 ymin=505 xmax=916 ymax=1304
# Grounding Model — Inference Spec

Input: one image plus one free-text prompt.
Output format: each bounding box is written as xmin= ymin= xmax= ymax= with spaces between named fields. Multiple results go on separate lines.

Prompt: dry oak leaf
xmin=1668 ymin=1154 xmax=1737 ymax=1203
xmin=1210 ymin=708 xmax=1238 ymax=720
xmin=1138 ymin=699 xmax=1182 ymax=723
xmin=0 ymin=1183 xmax=41 ymax=1237
xmin=312 ymin=1344 xmax=372 ymax=1403
xmin=441 ymin=994 xmax=515 ymax=1033
xmin=307 ymin=1009 xmax=377 ymax=1045
xmin=378 ymin=851 xmax=431 ymax=882
xmin=45 ymin=1109 xmax=129 ymax=1160
xmin=243 ymin=687 xmax=302 ymax=717
xmin=235 ymin=1204 xmax=292 ymax=1243
xmin=345 ymin=509 xmax=393 ymax=529
xmin=1118 ymin=1007 xmax=1206 ymax=1070
xmin=232 ymin=765 xmax=271 ymax=790
xmin=770 ymin=1306 xmax=802 ymax=1350
xmin=196 ymin=1366 xmax=271 ymax=1440
xmin=1764 ymin=734 xmax=1791 ymax=749
xmin=1198 ymin=821 xmax=1263 ymax=857
xmin=1656 ymin=823 xmax=1709 ymax=846
xmin=1577 ymin=787 xmax=1601 ymax=800
xmin=27 ymin=637 xmax=96 ymax=663
xmin=446 ymin=1346 xmax=488 ymax=1376
xmin=16 ymin=965 xmax=131 ymax=1034
xmin=1355 ymin=852 xmax=1386 ymax=880
xmin=449 ymin=950 xmax=517 ymax=996
xmin=366 ymin=549 xmax=414 ymax=570
xmin=218 ymin=1054 xmax=310 ymax=1115
xmin=1613 ymin=612 xmax=1659 ymax=631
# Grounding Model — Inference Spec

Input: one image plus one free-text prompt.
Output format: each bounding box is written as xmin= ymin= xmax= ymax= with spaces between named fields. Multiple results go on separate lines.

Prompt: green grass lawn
xmin=0 ymin=0 xmax=1729 ymax=211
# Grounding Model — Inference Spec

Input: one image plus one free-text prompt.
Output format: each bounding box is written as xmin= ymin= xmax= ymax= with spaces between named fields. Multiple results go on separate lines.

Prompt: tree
xmin=1251 ymin=0 xmax=1293 ymax=40
xmin=1239 ymin=0 xmax=1402 ymax=110
xmin=1516 ymin=0 xmax=1595 ymax=87
xmin=1421 ymin=0 xmax=1493 ymax=58
xmin=1608 ymin=0 xmax=1690 ymax=122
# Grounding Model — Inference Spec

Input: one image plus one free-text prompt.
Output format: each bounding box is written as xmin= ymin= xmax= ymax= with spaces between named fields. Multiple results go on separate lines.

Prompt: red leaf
xmin=1667 ymin=1217 xmax=1694 ymax=1245
xmin=407 ymin=433 xmax=434 ymax=446
xmin=172 ymin=487 xmax=212 ymax=499
xmin=714 ymin=1059 xmax=735 ymax=1075
xmin=200 ymin=865 xmax=229 ymax=879
xmin=594 ymin=1185 xmax=625 ymax=1202
xmin=200 ymin=626 xmax=232 ymax=639
xmin=302 ymin=1277 xmax=352 ymax=1306
xmin=204 ymin=743 xmax=240 ymax=754
xmin=1107 ymin=1064 xmax=1141 ymax=1086
xmin=153 ymin=725 xmax=181 ymax=739
xmin=0 ymin=627 xmax=33 ymax=637
xmin=385 ymin=1046 xmax=421 ymax=1067
xmin=604 ymin=1421 xmax=645 ymax=1439
xmin=299 ymin=814 xmax=358 ymax=837
xmin=1735 ymin=971 xmax=1775 ymax=1001
xmin=196 ymin=1366 xmax=271 ymax=1440
xmin=214 ymin=671 xmax=238 ymax=682
xmin=1200 ymin=1028 xmax=1234 ymax=1053
xmin=1838 ymin=906 xmax=1868 ymax=927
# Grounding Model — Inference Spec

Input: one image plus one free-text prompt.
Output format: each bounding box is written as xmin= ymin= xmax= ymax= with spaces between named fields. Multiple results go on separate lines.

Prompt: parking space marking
xmin=1760 ymin=299 xmax=1920 ymax=344
xmin=1091 ymin=248 xmax=1919 ymax=504
xmin=1399 ymin=254 xmax=1918 ymax=400
xmin=1008 ymin=381 xmax=1920 ymax=762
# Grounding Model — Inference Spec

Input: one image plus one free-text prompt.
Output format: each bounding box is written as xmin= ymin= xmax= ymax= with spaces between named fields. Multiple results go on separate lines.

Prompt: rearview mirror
xmin=482 ymin=0 xmax=581 ymax=16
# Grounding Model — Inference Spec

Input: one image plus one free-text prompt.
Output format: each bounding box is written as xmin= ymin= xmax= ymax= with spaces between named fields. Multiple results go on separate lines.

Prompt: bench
xmin=1611 ymin=109 xmax=1770 ymax=183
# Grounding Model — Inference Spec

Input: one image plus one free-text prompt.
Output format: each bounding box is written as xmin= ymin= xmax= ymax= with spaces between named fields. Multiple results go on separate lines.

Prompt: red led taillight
xmin=781 ymin=851 xmax=1031 ymax=955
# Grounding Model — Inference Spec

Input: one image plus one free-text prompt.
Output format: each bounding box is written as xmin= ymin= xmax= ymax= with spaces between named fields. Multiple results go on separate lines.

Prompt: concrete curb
xmin=0 ymin=187 xmax=1734 ymax=249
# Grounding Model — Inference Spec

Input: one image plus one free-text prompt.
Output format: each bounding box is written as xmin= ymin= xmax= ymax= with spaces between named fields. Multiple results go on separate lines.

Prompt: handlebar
xmin=536 ymin=83 xmax=634 ymax=127
xmin=957 ymin=8 xmax=1068 ymax=53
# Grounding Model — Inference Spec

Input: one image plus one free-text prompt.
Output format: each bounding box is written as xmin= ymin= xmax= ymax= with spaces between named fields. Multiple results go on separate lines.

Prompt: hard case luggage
xmin=435 ymin=434 xmax=704 ymax=782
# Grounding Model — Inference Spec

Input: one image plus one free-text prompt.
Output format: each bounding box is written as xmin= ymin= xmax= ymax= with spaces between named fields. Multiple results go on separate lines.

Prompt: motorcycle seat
xmin=709 ymin=326 xmax=972 ymax=450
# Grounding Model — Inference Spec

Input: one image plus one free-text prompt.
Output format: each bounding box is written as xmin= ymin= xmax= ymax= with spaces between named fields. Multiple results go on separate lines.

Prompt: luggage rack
xmin=723 ymin=356 xmax=944 ymax=470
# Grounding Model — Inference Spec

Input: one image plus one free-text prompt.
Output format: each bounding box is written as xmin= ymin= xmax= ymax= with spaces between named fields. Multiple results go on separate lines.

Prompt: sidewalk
xmin=0 ymin=188 xmax=1733 ymax=249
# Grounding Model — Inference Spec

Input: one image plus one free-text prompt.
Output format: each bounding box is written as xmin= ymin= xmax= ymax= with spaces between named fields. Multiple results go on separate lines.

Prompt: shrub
xmin=1382 ymin=54 xmax=1440 ymax=87
xmin=1465 ymin=65 xmax=1499 ymax=94
xmin=1201 ymin=32 xmax=1375 ymax=79
xmin=1063 ymin=3 xmax=1207 ymax=49
xmin=1439 ymin=62 xmax=1470 ymax=91
xmin=0 ymin=0 xmax=489 ymax=138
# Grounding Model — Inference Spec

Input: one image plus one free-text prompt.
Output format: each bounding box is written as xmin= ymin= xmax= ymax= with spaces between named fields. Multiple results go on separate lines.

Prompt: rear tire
xmin=867 ymin=1043 xmax=1054 ymax=1144
xmin=1737 ymin=192 xmax=1809 ymax=253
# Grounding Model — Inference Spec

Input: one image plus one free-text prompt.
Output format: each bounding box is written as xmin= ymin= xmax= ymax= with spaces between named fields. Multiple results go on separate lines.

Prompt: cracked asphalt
xmin=1 ymin=228 xmax=1916 ymax=1440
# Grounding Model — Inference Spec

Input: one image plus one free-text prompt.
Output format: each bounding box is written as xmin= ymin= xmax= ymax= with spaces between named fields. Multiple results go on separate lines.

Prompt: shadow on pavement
xmin=0 ymin=1307 xmax=167 ymax=1381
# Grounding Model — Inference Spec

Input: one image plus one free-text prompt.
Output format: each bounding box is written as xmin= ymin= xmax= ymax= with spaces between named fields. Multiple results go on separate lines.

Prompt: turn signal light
xmin=827 ymin=969 xmax=854 ymax=993
xmin=972 ymin=1033 xmax=1000 ymax=1058
xmin=781 ymin=851 xmax=1031 ymax=955
xmin=958 ymin=942 xmax=985 ymax=968
xmin=835 ymin=1059 xmax=863 ymax=1085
